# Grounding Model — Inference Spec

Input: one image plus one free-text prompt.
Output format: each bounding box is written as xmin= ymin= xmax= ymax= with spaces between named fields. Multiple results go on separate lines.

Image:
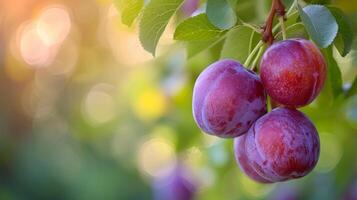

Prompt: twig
xmin=250 ymin=46 xmax=265 ymax=70
xmin=243 ymin=2 xmax=296 ymax=68
xmin=242 ymin=22 xmax=261 ymax=33
xmin=262 ymin=0 xmax=286 ymax=45
xmin=244 ymin=41 xmax=263 ymax=67
xmin=279 ymin=17 xmax=287 ymax=40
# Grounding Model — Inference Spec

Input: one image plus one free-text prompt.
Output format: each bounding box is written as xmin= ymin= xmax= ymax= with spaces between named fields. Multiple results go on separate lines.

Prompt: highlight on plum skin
xmin=234 ymin=108 xmax=320 ymax=183
xmin=192 ymin=59 xmax=267 ymax=138
xmin=260 ymin=38 xmax=326 ymax=108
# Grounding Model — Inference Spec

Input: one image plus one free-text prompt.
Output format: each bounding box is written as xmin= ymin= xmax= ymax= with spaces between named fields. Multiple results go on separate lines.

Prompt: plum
xmin=260 ymin=38 xmax=326 ymax=107
xmin=192 ymin=59 xmax=267 ymax=138
xmin=152 ymin=165 xmax=196 ymax=200
xmin=234 ymin=108 xmax=320 ymax=183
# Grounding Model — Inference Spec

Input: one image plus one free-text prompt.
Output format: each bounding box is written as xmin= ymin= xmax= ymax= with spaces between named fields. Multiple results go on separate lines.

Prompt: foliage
xmin=116 ymin=0 xmax=356 ymax=102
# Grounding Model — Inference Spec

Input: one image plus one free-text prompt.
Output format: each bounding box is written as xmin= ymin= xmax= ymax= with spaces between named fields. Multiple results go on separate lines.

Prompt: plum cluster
xmin=192 ymin=38 xmax=326 ymax=183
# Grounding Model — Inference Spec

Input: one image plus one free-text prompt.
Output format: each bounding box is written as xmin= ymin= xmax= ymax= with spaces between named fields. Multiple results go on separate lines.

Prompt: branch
xmin=262 ymin=0 xmax=286 ymax=45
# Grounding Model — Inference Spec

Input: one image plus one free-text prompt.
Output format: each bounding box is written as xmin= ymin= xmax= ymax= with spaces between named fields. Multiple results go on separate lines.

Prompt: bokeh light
xmin=45 ymin=38 xmax=78 ymax=76
xmin=315 ymin=132 xmax=343 ymax=173
xmin=15 ymin=5 xmax=71 ymax=69
xmin=102 ymin=4 xmax=152 ymax=66
xmin=239 ymin=172 xmax=275 ymax=198
xmin=345 ymin=96 xmax=357 ymax=129
xmin=82 ymin=84 xmax=117 ymax=125
xmin=133 ymin=87 xmax=168 ymax=121
xmin=19 ymin=21 xmax=55 ymax=67
xmin=36 ymin=6 xmax=71 ymax=46
xmin=137 ymin=137 xmax=176 ymax=178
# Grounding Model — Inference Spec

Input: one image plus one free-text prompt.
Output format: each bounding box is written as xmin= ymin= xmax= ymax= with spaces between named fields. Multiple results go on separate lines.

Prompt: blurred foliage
xmin=0 ymin=0 xmax=356 ymax=200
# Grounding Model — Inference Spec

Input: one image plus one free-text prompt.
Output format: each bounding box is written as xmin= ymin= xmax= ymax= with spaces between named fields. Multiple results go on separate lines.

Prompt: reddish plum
xmin=260 ymin=38 xmax=326 ymax=107
xmin=192 ymin=59 xmax=267 ymax=138
xmin=234 ymin=108 xmax=320 ymax=183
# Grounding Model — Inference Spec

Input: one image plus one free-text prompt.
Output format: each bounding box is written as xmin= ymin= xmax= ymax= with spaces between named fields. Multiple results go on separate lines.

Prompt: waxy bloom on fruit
xmin=192 ymin=59 xmax=267 ymax=138
xmin=260 ymin=38 xmax=326 ymax=107
xmin=234 ymin=108 xmax=320 ymax=183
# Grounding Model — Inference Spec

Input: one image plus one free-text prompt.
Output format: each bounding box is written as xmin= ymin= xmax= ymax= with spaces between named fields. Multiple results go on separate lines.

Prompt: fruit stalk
xmin=279 ymin=17 xmax=287 ymax=40
xmin=250 ymin=46 xmax=265 ymax=70
xmin=262 ymin=0 xmax=286 ymax=45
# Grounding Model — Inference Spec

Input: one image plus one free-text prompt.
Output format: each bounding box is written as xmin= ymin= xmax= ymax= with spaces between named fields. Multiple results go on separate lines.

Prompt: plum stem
xmin=262 ymin=0 xmax=286 ymax=45
xmin=287 ymin=0 xmax=297 ymax=16
xmin=250 ymin=46 xmax=265 ymax=71
xmin=242 ymin=22 xmax=261 ymax=33
xmin=244 ymin=41 xmax=263 ymax=67
xmin=244 ymin=2 xmax=296 ymax=68
xmin=270 ymin=97 xmax=279 ymax=110
xmin=275 ymin=22 xmax=303 ymax=38
xmin=279 ymin=17 xmax=287 ymax=40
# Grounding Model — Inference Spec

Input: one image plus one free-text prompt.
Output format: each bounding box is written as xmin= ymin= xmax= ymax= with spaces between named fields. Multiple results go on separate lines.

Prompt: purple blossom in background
xmin=181 ymin=0 xmax=200 ymax=17
xmin=153 ymin=164 xmax=197 ymax=200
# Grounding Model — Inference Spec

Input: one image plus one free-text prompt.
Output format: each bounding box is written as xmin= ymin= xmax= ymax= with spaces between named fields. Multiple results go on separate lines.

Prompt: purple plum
xmin=234 ymin=108 xmax=320 ymax=183
xmin=192 ymin=59 xmax=267 ymax=138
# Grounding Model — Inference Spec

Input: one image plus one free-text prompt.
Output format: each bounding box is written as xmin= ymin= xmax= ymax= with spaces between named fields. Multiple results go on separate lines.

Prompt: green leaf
xmin=348 ymin=13 xmax=357 ymax=35
xmin=186 ymin=37 xmax=225 ymax=59
xmin=220 ymin=26 xmax=259 ymax=63
xmin=322 ymin=47 xmax=343 ymax=99
xmin=277 ymin=23 xmax=308 ymax=40
xmin=255 ymin=0 xmax=271 ymax=22
xmin=328 ymin=7 xmax=354 ymax=57
xmin=284 ymin=11 xmax=300 ymax=27
xmin=346 ymin=76 xmax=357 ymax=98
xmin=174 ymin=14 xmax=225 ymax=41
xmin=298 ymin=4 xmax=338 ymax=48
xmin=352 ymin=41 xmax=357 ymax=67
xmin=139 ymin=0 xmax=185 ymax=56
xmin=113 ymin=0 xmax=144 ymax=26
xmin=209 ymin=39 xmax=226 ymax=60
xmin=206 ymin=0 xmax=237 ymax=29
xmin=236 ymin=0 xmax=256 ymax=21
xmin=304 ymin=0 xmax=331 ymax=4
xmin=282 ymin=0 xmax=294 ymax=8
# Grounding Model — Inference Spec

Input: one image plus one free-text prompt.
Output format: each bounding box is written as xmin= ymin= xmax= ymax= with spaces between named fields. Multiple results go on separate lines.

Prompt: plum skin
xmin=234 ymin=108 xmax=320 ymax=183
xmin=260 ymin=38 xmax=326 ymax=107
xmin=192 ymin=59 xmax=267 ymax=138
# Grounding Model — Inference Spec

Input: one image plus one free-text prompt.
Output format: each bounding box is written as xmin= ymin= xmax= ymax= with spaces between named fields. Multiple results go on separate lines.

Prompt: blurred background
xmin=0 ymin=0 xmax=356 ymax=199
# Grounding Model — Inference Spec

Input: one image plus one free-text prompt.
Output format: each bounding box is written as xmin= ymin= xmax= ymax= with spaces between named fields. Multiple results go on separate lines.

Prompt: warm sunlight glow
xmin=316 ymin=133 xmax=343 ymax=173
xmin=20 ymin=22 xmax=53 ymax=67
xmin=133 ymin=88 xmax=168 ymax=121
xmin=137 ymin=137 xmax=176 ymax=178
xmin=83 ymin=84 xmax=117 ymax=125
xmin=36 ymin=6 xmax=71 ymax=46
